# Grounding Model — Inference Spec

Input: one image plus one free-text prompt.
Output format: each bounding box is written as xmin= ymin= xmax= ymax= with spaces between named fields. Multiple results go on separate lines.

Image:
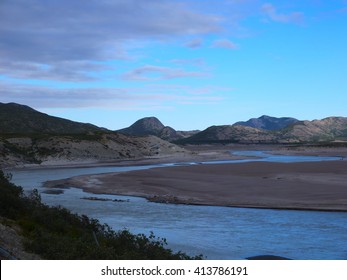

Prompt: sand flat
xmin=46 ymin=159 xmax=347 ymax=211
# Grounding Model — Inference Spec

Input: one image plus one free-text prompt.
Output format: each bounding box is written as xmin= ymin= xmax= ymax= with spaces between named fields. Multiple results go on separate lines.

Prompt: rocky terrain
xmin=0 ymin=217 xmax=40 ymax=260
xmin=0 ymin=133 xmax=186 ymax=168
xmin=280 ymin=117 xmax=347 ymax=142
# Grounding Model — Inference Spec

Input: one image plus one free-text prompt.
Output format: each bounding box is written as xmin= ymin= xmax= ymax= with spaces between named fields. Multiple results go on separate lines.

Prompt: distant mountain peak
xmin=234 ymin=115 xmax=299 ymax=131
xmin=118 ymin=117 xmax=165 ymax=136
xmin=117 ymin=117 xmax=199 ymax=141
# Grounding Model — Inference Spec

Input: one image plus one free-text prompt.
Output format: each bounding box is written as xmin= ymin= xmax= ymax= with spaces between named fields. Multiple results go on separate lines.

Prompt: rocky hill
xmin=177 ymin=117 xmax=347 ymax=144
xmin=280 ymin=117 xmax=347 ymax=142
xmin=0 ymin=102 xmax=104 ymax=134
xmin=235 ymin=115 xmax=298 ymax=130
xmin=118 ymin=117 xmax=198 ymax=141
xmin=176 ymin=125 xmax=277 ymax=144
xmin=0 ymin=133 xmax=186 ymax=168
xmin=118 ymin=117 xmax=165 ymax=136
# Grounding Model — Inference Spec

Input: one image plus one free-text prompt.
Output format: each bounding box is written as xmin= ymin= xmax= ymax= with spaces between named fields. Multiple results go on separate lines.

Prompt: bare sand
xmin=44 ymin=148 xmax=347 ymax=211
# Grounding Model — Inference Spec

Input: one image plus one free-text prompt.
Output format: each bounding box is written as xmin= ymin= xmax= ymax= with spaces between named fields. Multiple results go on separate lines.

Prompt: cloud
xmin=169 ymin=58 xmax=205 ymax=67
xmin=0 ymin=0 xmax=221 ymax=63
xmin=0 ymin=60 xmax=111 ymax=82
xmin=0 ymin=81 xmax=225 ymax=109
xmin=212 ymin=39 xmax=238 ymax=49
xmin=0 ymin=0 xmax=222 ymax=80
xmin=184 ymin=38 xmax=203 ymax=49
xmin=122 ymin=65 xmax=209 ymax=81
xmin=261 ymin=3 xmax=304 ymax=24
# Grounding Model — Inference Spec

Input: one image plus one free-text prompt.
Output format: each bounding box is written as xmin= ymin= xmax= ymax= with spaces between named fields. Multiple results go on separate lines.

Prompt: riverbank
xmin=9 ymin=143 xmax=347 ymax=170
xmin=44 ymin=157 xmax=347 ymax=212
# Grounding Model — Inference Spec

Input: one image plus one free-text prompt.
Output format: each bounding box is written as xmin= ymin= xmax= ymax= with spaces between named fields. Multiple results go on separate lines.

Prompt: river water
xmin=9 ymin=151 xmax=347 ymax=260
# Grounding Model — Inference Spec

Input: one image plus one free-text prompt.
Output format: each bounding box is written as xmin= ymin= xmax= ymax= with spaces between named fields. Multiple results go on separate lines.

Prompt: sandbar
xmin=44 ymin=157 xmax=347 ymax=212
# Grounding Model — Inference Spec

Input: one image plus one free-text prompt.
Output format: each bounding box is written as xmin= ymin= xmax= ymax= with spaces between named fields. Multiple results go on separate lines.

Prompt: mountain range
xmin=118 ymin=114 xmax=347 ymax=144
xmin=1 ymin=102 xmax=347 ymax=167
xmin=177 ymin=117 xmax=347 ymax=144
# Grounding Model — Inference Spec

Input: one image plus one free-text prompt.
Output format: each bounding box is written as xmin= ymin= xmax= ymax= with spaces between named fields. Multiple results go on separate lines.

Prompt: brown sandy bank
xmin=45 ymin=160 xmax=347 ymax=212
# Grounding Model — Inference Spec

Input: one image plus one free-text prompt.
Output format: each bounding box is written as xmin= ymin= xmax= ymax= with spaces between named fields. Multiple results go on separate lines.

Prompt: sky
xmin=1 ymin=0 xmax=347 ymax=130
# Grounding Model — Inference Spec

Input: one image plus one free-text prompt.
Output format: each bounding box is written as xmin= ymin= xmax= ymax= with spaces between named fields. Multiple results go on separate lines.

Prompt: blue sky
xmin=1 ymin=0 xmax=346 ymax=130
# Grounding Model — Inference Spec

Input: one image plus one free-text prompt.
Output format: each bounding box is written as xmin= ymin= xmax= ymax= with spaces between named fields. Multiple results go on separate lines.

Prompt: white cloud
xmin=212 ymin=39 xmax=238 ymax=49
xmin=261 ymin=3 xmax=304 ymax=24
xmin=184 ymin=38 xmax=204 ymax=49
xmin=169 ymin=58 xmax=205 ymax=67
xmin=122 ymin=65 xmax=209 ymax=81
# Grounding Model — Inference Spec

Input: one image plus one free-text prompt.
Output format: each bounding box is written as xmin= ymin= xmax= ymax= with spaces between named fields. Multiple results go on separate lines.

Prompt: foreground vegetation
xmin=0 ymin=170 xmax=201 ymax=259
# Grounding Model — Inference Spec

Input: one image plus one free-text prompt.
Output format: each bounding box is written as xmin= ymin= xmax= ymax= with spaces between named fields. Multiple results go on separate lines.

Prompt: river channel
xmin=9 ymin=151 xmax=347 ymax=259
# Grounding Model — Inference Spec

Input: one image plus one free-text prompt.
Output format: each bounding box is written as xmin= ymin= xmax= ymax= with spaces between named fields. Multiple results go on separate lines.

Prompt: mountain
xmin=280 ymin=117 xmax=347 ymax=142
xmin=177 ymin=117 xmax=347 ymax=144
xmin=118 ymin=117 xmax=199 ymax=141
xmin=0 ymin=102 xmax=104 ymax=134
xmin=176 ymin=125 xmax=276 ymax=144
xmin=118 ymin=117 xmax=165 ymax=136
xmin=234 ymin=115 xmax=299 ymax=131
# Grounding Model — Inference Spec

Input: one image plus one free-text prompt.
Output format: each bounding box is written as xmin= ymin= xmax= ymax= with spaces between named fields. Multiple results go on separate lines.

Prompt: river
xmin=9 ymin=151 xmax=347 ymax=260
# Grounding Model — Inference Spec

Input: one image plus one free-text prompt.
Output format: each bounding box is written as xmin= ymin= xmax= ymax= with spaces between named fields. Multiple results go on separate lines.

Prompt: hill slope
xmin=0 ymin=104 xmax=187 ymax=168
xmin=280 ymin=117 xmax=347 ymax=142
xmin=176 ymin=125 xmax=277 ymax=144
xmin=0 ymin=133 xmax=186 ymax=167
xmin=0 ymin=102 xmax=104 ymax=134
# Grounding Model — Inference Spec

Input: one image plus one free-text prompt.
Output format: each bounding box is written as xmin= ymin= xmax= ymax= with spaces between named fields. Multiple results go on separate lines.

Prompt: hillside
xmin=0 ymin=102 xmax=104 ymax=134
xmin=118 ymin=117 xmax=198 ymax=141
xmin=280 ymin=117 xmax=347 ymax=142
xmin=177 ymin=117 xmax=347 ymax=144
xmin=1 ymin=102 xmax=346 ymax=164
xmin=235 ymin=115 xmax=298 ymax=130
xmin=0 ymin=104 xmax=187 ymax=168
xmin=0 ymin=133 xmax=186 ymax=168
xmin=176 ymin=125 xmax=277 ymax=144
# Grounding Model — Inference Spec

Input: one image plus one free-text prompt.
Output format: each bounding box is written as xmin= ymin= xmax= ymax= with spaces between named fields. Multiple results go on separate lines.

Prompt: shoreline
xmin=43 ymin=151 xmax=347 ymax=212
xmin=7 ymin=143 xmax=347 ymax=171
